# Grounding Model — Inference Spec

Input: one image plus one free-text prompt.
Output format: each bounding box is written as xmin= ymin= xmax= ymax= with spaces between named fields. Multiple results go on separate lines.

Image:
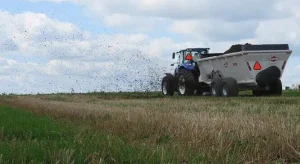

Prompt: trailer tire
xmin=221 ymin=77 xmax=238 ymax=97
xmin=253 ymin=80 xmax=282 ymax=97
xmin=211 ymin=78 xmax=222 ymax=97
xmin=161 ymin=76 xmax=174 ymax=96
xmin=177 ymin=69 xmax=196 ymax=96
xmin=269 ymin=79 xmax=282 ymax=96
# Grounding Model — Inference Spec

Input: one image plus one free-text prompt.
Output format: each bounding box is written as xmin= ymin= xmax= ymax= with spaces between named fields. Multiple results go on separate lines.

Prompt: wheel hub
xmin=162 ymin=81 xmax=168 ymax=95
xmin=211 ymin=85 xmax=217 ymax=96
xmin=222 ymin=85 xmax=228 ymax=96
xmin=178 ymin=75 xmax=186 ymax=94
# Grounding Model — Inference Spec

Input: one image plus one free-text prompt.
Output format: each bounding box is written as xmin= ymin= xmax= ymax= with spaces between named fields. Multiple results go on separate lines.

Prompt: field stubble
xmin=1 ymin=93 xmax=300 ymax=163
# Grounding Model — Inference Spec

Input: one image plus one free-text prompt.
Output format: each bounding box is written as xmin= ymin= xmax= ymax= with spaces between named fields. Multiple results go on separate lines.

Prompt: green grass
xmin=39 ymin=92 xmax=163 ymax=101
xmin=0 ymin=105 xmax=180 ymax=164
xmin=1 ymin=90 xmax=300 ymax=163
xmin=282 ymin=90 xmax=300 ymax=97
xmin=5 ymin=90 xmax=299 ymax=103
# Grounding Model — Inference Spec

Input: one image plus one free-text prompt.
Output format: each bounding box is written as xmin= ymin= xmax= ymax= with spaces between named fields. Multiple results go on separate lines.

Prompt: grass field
xmin=1 ymin=91 xmax=300 ymax=163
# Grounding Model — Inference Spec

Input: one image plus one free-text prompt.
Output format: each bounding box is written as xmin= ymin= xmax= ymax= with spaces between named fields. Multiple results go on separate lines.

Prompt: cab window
xmin=178 ymin=52 xmax=184 ymax=64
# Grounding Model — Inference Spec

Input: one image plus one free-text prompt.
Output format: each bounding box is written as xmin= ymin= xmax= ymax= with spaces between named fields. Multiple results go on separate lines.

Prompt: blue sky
xmin=2 ymin=0 xmax=114 ymax=34
xmin=0 ymin=0 xmax=299 ymax=93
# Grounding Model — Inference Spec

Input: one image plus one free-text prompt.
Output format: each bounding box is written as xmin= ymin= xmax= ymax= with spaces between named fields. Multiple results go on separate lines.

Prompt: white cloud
xmin=27 ymin=0 xmax=300 ymax=44
xmin=0 ymin=11 xmax=186 ymax=93
xmin=281 ymin=57 xmax=300 ymax=87
xmin=254 ymin=16 xmax=300 ymax=44
xmin=28 ymin=0 xmax=290 ymax=36
xmin=2 ymin=0 xmax=300 ymax=93
xmin=168 ymin=19 xmax=258 ymax=41
xmin=30 ymin=0 xmax=284 ymax=20
xmin=102 ymin=14 xmax=159 ymax=31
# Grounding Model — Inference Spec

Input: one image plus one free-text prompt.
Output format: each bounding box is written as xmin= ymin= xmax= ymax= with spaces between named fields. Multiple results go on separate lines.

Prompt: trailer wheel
xmin=178 ymin=69 xmax=196 ymax=96
xmin=161 ymin=76 xmax=174 ymax=96
xmin=269 ymin=79 xmax=282 ymax=96
xmin=211 ymin=78 xmax=222 ymax=97
xmin=253 ymin=80 xmax=282 ymax=97
xmin=221 ymin=77 xmax=238 ymax=97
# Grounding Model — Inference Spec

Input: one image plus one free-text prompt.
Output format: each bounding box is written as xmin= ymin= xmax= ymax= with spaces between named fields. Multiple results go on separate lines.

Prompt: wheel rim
xmin=162 ymin=81 xmax=168 ymax=95
xmin=211 ymin=85 xmax=217 ymax=96
xmin=222 ymin=85 xmax=228 ymax=97
xmin=178 ymin=75 xmax=186 ymax=94
xmin=194 ymin=90 xmax=197 ymax=94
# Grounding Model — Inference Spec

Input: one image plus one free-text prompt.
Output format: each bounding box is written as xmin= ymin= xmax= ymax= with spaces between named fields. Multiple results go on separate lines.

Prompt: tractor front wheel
xmin=161 ymin=76 xmax=174 ymax=96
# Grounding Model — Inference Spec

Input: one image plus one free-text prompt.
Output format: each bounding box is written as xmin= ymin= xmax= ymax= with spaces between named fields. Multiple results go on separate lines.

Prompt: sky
xmin=0 ymin=0 xmax=299 ymax=94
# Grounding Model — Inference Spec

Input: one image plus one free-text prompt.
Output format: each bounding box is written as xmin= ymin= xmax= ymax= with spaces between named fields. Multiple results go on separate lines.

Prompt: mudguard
xmin=165 ymin=73 xmax=174 ymax=78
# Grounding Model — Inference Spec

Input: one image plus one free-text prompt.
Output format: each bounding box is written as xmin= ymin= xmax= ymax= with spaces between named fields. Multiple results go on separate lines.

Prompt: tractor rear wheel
xmin=177 ymin=69 xmax=196 ymax=96
xmin=161 ymin=76 xmax=174 ymax=96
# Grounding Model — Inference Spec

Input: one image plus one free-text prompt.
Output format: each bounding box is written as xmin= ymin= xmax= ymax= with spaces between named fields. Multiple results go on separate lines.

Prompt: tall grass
xmin=0 ymin=105 xmax=178 ymax=163
xmin=1 ymin=91 xmax=300 ymax=163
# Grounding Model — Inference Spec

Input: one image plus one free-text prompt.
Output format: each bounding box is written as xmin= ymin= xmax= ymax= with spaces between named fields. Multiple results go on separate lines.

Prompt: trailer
xmin=161 ymin=44 xmax=292 ymax=97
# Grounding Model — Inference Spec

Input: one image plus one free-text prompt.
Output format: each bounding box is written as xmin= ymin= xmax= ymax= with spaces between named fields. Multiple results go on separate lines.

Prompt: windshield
xmin=186 ymin=50 xmax=208 ymax=59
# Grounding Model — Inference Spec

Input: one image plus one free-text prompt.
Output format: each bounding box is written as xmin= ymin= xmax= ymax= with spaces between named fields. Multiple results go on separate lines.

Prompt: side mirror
xmin=172 ymin=53 xmax=175 ymax=59
xmin=171 ymin=64 xmax=175 ymax=66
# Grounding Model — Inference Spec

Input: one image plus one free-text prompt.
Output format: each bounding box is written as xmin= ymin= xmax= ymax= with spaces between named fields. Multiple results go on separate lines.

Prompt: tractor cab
xmin=173 ymin=48 xmax=209 ymax=65
xmin=172 ymin=48 xmax=210 ymax=72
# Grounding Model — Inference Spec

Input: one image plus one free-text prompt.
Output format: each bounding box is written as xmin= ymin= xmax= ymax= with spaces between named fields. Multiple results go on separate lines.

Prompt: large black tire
xmin=177 ymin=69 xmax=196 ymax=96
xmin=210 ymin=78 xmax=222 ymax=97
xmin=221 ymin=77 xmax=238 ymax=97
xmin=252 ymin=80 xmax=282 ymax=97
xmin=161 ymin=76 xmax=174 ymax=96
xmin=269 ymin=79 xmax=282 ymax=96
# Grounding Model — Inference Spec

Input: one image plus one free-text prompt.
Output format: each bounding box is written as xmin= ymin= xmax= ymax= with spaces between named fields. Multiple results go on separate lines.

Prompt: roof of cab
xmin=178 ymin=48 xmax=210 ymax=53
